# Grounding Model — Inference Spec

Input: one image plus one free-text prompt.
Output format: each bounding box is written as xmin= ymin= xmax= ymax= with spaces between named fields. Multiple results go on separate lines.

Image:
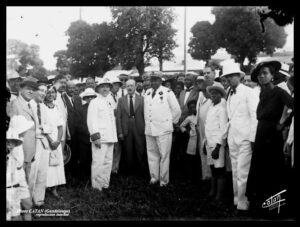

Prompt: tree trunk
xmin=159 ymin=57 xmax=163 ymax=71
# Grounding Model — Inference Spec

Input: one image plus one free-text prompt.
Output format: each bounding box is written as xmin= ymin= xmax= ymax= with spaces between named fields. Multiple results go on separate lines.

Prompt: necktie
xmin=61 ymin=93 xmax=67 ymax=107
xmin=37 ymin=103 xmax=42 ymax=125
xmin=230 ymin=88 xmax=236 ymax=95
xmin=28 ymin=103 xmax=31 ymax=109
xmin=129 ymin=95 xmax=134 ymax=117
xmin=122 ymin=89 xmax=124 ymax=97
xmin=112 ymin=93 xmax=117 ymax=102
xmin=152 ymin=89 xmax=156 ymax=98
xmin=71 ymin=97 xmax=74 ymax=106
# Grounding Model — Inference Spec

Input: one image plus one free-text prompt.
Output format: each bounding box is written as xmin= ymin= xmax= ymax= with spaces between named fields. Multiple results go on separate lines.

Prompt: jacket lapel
xmin=123 ymin=94 xmax=130 ymax=115
xmin=18 ymin=97 xmax=35 ymax=121
xmin=227 ymin=85 xmax=243 ymax=119
xmin=134 ymin=95 xmax=140 ymax=112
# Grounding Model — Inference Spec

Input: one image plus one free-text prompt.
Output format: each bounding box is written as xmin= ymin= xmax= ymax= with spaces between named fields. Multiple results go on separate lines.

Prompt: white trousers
xmin=29 ymin=139 xmax=49 ymax=206
xmin=228 ymin=138 xmax=252 ymax=210
xmin=146 ymin=133 xmax=172 ymax=186
xmin=91 ymin=143 xmax=114 ymax=191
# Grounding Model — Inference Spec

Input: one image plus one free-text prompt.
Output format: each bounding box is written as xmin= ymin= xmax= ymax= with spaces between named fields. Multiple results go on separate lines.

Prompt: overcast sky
xmin=7 ymin=6 xmax=294 ymax=70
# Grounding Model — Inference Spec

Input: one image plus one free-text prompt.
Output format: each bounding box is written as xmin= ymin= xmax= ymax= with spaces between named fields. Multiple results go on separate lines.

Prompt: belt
xmin=6 ymin=184 xmax=20 ymax=189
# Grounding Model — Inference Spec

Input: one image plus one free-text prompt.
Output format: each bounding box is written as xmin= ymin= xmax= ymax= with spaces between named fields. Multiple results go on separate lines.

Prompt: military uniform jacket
xmin=87 ymin=94 xmax=118 ymax=143
xmin=144 ymin=86 xmax=181 ymax=137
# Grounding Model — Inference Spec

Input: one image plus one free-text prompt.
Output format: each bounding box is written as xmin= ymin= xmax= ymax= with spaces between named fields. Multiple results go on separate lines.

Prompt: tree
xmin=7 ymin=39 xmax=46 ymax=78
xmin=211 ymin=7 xmax=287 ymax=69
xmin=65 ymin=20 xmax=116 ymax=78
xmin=110 ymin=7 xmax=177 ymax=75
xmin=188 ymin=21 xmax=218 ymax=63
xmin=53 ymin=50 xmax=70 ymax=75
xmin=256 ymin=6 xmax=294 ymax=31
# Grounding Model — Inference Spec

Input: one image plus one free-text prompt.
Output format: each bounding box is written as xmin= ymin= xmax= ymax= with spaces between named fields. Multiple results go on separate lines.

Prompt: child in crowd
xmin=180 ymin=100 xmax=198 ymax=182
xmin=204 ymin=84 xmax=228 ymax=201
xmin=6 ymin=115 xmax=34 ymax=221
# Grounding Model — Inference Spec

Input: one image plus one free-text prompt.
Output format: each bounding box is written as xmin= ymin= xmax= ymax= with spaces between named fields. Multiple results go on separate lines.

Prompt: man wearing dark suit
xmin=117 ymin=79 xmax=147 ymax=176
xmin=62 ymin=81 xmax=80 ymax=179
xmin=76 ymin=88 xmax=97 ymax=182
xmin=174 ymin=74 xmax=199 ymax=171
xmin=178 ymin=74 xmax=199 ymax=123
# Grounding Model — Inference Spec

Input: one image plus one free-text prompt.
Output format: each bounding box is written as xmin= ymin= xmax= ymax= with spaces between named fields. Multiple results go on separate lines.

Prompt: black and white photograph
xmin=6 ymin=6 xmax=295 ymax=221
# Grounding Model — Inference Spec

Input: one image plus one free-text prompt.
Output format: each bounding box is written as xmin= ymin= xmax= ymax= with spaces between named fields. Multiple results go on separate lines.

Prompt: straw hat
xmin=251 ymin=61 xmax=281 ymax=83
xmin=207 ymin=83 xmax=226 ymax=97
xmin=221 ymin=62 xmax=245 ymax=78
xmin=19 ymin=77 xmax=39 ymax=90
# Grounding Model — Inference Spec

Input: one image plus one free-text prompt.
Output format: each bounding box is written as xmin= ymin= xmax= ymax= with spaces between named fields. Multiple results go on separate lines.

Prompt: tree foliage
xmin=53 ymin=50 xmax=70 ymax=75
xmin=7 ymin=39 xmax=47 ymax=78
xmin=188 ymin=21 xmax=218 ymax=63
xmin=65 ymin=20 xmax=116 ymax=78
xmin=211 ymin=7 xmax=287 ymax=67
xmin=110 ymin=7 xmax=177 ymax=75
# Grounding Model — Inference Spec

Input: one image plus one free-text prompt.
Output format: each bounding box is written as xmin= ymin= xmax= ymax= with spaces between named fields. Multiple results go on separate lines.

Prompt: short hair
xmin=54 ymin=74 xmax=66 ymax=83
xmin=86 ymin=77 xmax=95 ymax=82
xmin=204 ymin=65 xmax=215 ymax=72
xmin=187 ymin=99 xmax=197 ymax=108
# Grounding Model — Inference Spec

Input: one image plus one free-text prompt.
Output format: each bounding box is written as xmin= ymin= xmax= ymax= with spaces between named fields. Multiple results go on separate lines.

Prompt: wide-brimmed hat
xmin=80 ymin=88 xmax=97 ymax=99
xmin=95 ymin=77 xmax=112 ymax=89
xmin=7 ymin=115 xmax=34 ymax=146
xmin=251 ymin=60 xmax=281 ymax=83
xmin=221 ymin=62 xmax=245 ymax=78
xmin=279 ymin=62 xmax=290 ymax=78
xmin=7 ymin=69 xmax=21 ymax=80
xmin=19 ymin=77 xmax=39 ymax=90
xmin=207 ymin=83 xmax=226 ymax=97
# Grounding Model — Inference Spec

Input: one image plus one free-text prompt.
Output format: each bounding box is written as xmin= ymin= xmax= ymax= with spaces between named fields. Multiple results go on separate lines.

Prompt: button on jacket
xmin=144 ymin=86 xmax=181 ymax=136
xmin=87 ymin=94 xmax=118 ymax=143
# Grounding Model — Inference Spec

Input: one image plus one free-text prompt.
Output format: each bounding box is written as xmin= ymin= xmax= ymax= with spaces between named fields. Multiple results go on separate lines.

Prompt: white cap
xmin=80 ymin=88 xmax=97 ymax=98
xmin=221 ymin=62 xmax=245 ymax=78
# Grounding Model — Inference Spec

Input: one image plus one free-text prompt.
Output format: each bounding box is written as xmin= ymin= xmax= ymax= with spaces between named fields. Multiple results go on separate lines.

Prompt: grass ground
xmin=31 ymin=165 xmax=294 ymax=221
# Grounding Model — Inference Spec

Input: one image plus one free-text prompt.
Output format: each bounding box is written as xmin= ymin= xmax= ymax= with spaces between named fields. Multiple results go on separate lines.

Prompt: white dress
xmin=46 ymin=105 xmax=66 ymax=187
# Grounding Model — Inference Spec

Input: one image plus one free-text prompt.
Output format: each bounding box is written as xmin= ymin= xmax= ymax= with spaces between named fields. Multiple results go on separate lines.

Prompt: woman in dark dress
xmin=246 ymin=61 xmax=294 ymax=217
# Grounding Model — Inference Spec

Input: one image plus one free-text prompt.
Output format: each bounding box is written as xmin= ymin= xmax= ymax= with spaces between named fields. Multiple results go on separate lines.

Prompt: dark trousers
xmin=78 ymin=142 xmax=92 ymax=181
xmin=122 ymin=118 xmax=147 ymax=175
xmin=65 ymin=136 xmax=80 ymax=179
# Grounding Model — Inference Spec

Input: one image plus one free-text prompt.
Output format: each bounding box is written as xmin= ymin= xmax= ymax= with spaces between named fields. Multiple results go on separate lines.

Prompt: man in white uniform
xmin=109 ymin=76 xmax=123 ymax=174
xmin=144 ymin=72 xmax=181 ymax=187
xmin=221 ymin=63 xmax=259 ymax=212
xmin=87 ymin=78 xmax=118 ymax=191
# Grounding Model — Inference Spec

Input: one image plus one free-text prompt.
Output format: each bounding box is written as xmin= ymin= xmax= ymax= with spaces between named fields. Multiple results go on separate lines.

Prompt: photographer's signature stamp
xmin=262 ymin=189 xmax=286 ymax=214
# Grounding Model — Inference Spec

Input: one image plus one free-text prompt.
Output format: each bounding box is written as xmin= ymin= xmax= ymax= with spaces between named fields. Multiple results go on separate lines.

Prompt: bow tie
xmin=230 ymin=88 xmax=236 ymax=95
xmin=186 ymin=88 xmax=192 ymax=92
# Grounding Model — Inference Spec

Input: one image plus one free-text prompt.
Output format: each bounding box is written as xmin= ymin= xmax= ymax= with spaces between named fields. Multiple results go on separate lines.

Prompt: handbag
xmin=49 ymin=150 xmax=60 ymax=166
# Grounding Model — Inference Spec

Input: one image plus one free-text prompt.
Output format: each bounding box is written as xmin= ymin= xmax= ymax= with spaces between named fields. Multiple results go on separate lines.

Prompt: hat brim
xmin=96 ymin=82 xmax=112 ymax=88
xmin=7 ymin=138 xmax=23 ymax=146
xmin=221 ymin=71 xmax=245 ymax=78
xmin=279 ymin=70 xmax=290 ymax=78
xmin=251 ymin=61 xmax=281 ymax=83
xmin=207 ymin=86 xmax=226 ymax=97
xmin=20 ymin=82 xmax=39 ymax=91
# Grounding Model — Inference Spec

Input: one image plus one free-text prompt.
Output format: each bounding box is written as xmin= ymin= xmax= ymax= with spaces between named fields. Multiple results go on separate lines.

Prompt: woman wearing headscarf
xmin=246 ymin=61 xmax=294 ymax=217
xmin=44 ymin=86 xmax=66 ymax=198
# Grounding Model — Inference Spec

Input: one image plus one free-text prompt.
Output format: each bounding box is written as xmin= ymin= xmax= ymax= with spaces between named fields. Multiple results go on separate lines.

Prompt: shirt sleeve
xmin=87 ymin=98 xmax=100 ymax=141
xmin=167 ymin=90 xmax=182 ymax=124
xmin=218 ymin=101 xmax=229 ymax=144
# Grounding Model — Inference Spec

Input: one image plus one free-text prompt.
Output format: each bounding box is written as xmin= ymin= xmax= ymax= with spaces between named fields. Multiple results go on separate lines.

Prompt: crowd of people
xmin=6 ymin=59 xmax=294 ymax=220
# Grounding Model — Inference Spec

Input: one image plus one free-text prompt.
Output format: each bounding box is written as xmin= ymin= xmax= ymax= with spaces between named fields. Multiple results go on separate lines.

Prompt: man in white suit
xmin=144 ymin=72 xmax=181 ymax=187
xmin=87 ymin=78 xmax=118 ymax=191
xmin=221 ymin=63 xmax=259 ymax=212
